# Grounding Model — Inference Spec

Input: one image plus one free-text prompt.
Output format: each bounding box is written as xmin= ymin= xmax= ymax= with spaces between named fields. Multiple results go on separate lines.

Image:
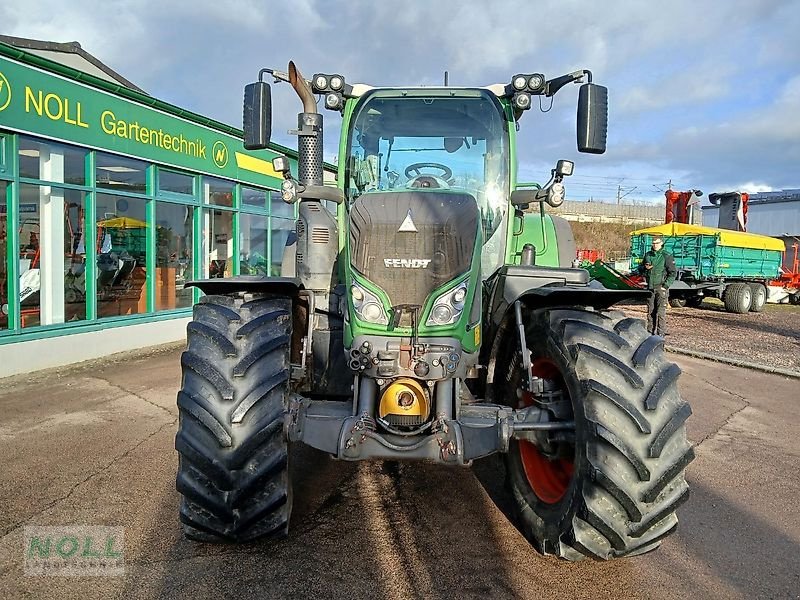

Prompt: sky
xmin=3 ymin=0 xmax=800 ymax=205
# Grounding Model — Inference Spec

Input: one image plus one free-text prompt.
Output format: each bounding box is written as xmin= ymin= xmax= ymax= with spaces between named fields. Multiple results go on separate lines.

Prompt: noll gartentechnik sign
xmin=0 ymin=53 xmax=285 ymax=187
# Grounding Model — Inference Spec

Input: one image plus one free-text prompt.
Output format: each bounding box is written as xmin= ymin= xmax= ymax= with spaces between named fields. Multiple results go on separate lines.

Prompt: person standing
xmin=639 ymin=235 xmax=677 ymax=336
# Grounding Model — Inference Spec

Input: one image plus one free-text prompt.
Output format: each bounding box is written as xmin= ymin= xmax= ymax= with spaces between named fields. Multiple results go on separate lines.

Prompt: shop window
xmin=0 ymin=135 xmax=7 ymax=175
xmin=203 ymin=209 xmax=233 ymax=278
xmin=204 ymin=177 xmax=233 ymax=207
xmin=18 ymin=184 xmax=87 ymax=328
xmin=270 ymin=190 xmax=296 ymax=218
xmin=0 ymin=181 xmax=8 ymax=329
xmin=96 ymin=153 xmax=147 ymax=192
xmin=19 ymin=137 xmax=88 ymax=185
xmin=270 ymin=217 xmax=295 ymax=276
xmin=96 ymin=194 xmax=149 ymax=317
xmin=158 ymin=169 xmax=194 ymax=196
xmin=155 ymin=202 xmax=194 ymax=310
xmin=239 ymin=213 xmax=268 ymax=275
xmin=242 ymin=185 xmax=267 ymax=209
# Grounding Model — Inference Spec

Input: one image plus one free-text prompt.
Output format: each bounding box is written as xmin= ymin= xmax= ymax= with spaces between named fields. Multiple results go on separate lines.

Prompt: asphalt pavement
xmin=0 ymin=344 xmax=798 ymax=599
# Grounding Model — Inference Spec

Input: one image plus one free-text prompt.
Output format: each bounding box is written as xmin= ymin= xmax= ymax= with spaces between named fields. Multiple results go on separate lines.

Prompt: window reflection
xmin=156 ymin=202 xmax=194 ymax=309
xmin=204 ymin=209 xmax=233 ymax=278
xmin=242 ymin=186 xmax=267 ymax=209
xmin=17 ymin=184 xmax=87 ymax=328
xmin=239 ymin=213 xmax=268 ymax=275
xmin=204 ymin=177 xmax=233 ymax=207
xmin=19 ymin=136 xmax=87 ymax=185
xmin=159 ymin=170 xmax=194 ymax=196
xmin=96 ymin=153 xmax=147 ymax=192
xmin=96 ymin=194 xmax=148 ymax=317
xmin=270 ymin=217 xmax=295 ymax=276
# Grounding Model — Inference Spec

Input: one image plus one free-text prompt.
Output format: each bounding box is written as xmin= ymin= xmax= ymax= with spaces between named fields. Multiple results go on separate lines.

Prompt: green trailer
xmin=630 ymin=223 xmax=785 ymax=313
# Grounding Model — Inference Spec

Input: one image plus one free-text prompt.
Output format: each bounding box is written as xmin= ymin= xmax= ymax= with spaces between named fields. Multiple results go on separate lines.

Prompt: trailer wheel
xmin=686 ymin=296 xmax=704 ymax=308
xmin=723 ymin=283 xmax=752 ymax=314
xmin=748 ymin=283 xmax=767 ymax=313
xmin=668 ymin=298 xmax=687 ymax=308
xmin=502 ymin=308 xmax=694 ymax=560
xmin=175 ymin=294 xmax=293 ymax=542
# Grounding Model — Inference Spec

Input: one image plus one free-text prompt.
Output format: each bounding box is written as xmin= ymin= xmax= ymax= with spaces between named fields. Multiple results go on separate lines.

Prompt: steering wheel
xmin=404 ymin=162 xmax=453 ymax=181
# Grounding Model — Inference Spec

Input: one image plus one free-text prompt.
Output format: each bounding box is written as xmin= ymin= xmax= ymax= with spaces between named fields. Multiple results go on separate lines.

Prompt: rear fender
xmin=481 ymin=265 xmax=649 ymax=402
xmin=485 ymin=265 xmax=649 ymax=332
xmin=185 ymin=276 xmax=302 ymax=297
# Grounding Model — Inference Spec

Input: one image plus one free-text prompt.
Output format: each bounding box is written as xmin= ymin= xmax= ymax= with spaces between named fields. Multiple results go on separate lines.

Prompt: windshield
xmin=345 ymin=90 xmax=510 ymax=277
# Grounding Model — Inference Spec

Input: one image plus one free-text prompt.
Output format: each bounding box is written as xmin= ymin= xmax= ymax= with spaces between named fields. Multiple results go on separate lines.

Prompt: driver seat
xmin=408 ymin=175 xmax=442 ymax=189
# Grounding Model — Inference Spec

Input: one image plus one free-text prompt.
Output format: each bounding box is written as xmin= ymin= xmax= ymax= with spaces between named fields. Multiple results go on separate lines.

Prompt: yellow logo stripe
xmin=234 ymin=152 xmax=281 ymax=179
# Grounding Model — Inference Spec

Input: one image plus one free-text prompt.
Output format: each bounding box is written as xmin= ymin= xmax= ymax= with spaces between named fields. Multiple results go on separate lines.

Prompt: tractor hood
xmin=349 ymin=190 xmax=480 ymax=310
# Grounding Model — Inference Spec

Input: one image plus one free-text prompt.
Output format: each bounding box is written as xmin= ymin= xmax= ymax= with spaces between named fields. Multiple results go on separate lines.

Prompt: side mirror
xmin=577 ymin=83 xmax=608 ymax=154
xmin=243 ymin=81 xmax=272 ymax=150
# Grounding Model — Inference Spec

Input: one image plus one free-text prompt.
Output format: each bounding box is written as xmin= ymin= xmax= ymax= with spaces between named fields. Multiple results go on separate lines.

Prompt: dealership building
xmin=0 ymin=36 xmax=308 ymax=377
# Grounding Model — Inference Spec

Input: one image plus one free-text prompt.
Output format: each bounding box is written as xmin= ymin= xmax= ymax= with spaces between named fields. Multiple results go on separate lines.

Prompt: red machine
xmin=664 ymin=189 xmax=703 ymax=224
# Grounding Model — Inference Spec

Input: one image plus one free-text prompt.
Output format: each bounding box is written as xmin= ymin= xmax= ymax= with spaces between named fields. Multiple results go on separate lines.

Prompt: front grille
xmin=349 ymin=191 xmax=479 ymax=308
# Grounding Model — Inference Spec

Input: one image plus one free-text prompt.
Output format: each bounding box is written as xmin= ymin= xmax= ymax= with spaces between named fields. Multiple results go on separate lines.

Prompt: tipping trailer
xmin=631 ymin=222 xmax=785 ymax=313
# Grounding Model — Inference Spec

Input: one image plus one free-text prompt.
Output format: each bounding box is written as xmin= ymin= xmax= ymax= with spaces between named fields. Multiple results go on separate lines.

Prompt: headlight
xmin=512 ymin=75 xmax=528 ymax=91
xmin=351 ymin=282 xmax=388 ymax=325
xmin=426 ymin=281 xmax=468 ymax=327
xmin=314 ymin=75 xmax=328 ymax=90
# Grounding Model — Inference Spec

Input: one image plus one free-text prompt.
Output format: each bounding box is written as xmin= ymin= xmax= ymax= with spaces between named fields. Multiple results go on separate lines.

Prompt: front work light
xmin=352 ymin=282 xmax=389 ymax=325
xmin=513 ymin=92 xmax=532 ymax=110
xmin=426 ymin=281 xmax=468 ymax=327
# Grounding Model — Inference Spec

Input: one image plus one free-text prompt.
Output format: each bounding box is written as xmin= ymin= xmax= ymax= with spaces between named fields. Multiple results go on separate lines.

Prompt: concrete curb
xmin=666 ymin=345 xmax=800 ymax=379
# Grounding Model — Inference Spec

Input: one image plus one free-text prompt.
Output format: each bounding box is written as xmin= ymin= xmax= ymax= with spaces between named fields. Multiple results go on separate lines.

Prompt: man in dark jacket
xmin=638 ymin=235 xmax=677 ymax=336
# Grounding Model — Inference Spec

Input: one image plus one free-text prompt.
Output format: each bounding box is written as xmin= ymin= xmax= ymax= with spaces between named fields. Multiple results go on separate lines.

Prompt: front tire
xmin=175 ymin=294 xmax=293 ymax=542
xmin=503 ymin=308 xmax=694 ymax=560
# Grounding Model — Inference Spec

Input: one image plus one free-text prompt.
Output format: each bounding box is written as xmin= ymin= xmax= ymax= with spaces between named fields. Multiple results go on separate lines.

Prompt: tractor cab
xmin=345 ymin=89 xmax=511 ymax=279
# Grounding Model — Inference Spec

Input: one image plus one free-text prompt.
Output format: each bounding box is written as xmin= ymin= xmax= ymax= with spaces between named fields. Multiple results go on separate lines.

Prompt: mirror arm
xmin=545 ymin=69 xmax=591 ymax=97
xmin=298 ymin=184 xmax=345 ymax=205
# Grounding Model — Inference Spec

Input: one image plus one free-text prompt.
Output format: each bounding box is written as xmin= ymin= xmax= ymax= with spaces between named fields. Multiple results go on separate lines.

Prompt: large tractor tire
xmin=723 ymin=283 xmax=752 ymax=313
xmin=748 ymin=283 xmax=767 ymax=313
xmin=175 ymin=294 xmax=293 ymax=542
xmin=502 ymin=308 xmax=694 ymax=560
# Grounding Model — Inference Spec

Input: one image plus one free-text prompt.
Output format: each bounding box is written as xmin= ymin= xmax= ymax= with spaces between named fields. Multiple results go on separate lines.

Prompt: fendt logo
xmin=212 ymin=140 xmax=229 ymax=168
xmin=0 ymin=72 xmax=11 ymax=112
xmin=384 ymin=258 xmax=432 ymax=269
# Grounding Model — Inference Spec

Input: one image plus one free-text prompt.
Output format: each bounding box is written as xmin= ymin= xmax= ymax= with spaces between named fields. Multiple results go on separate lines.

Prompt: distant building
xmin=702 ymin=189 xmax=800 ymax=271
xmin=547 ymin=199 xmax=671 ymax=226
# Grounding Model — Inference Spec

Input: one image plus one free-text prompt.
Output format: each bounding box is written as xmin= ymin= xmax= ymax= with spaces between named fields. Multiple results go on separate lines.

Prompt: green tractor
xmin=175 ymin=62 xmax=694 ymax=560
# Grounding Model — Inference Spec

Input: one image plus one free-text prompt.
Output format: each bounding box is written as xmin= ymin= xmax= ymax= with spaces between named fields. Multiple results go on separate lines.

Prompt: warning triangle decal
xmin=398 ymin=209 xmax=418 ymax=233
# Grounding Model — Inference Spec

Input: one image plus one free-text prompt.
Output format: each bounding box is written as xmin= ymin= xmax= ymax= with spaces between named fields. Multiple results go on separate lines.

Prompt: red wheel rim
xmin=518 ymin=357 xmax=574 ymax=504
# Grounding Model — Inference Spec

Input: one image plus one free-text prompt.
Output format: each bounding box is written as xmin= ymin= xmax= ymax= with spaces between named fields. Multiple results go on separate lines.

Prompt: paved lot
xmin=0 ymin=345 xmax=798 ymax=599
xmin=623 ymin=301 xmax=800 ymax=372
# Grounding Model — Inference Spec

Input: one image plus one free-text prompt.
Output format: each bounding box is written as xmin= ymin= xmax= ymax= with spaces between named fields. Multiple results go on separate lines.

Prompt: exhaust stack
xmin=288 ymin=61 xmax=323 ymax=186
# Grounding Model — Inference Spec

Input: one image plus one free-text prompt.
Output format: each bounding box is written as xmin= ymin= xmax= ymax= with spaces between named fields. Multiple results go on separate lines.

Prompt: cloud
xmin=2 ymin=0 xmax=798 ymax=194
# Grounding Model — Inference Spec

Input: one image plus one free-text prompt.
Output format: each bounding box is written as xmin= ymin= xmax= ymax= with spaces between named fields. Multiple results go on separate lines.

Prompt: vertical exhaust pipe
xmin=288 ymin=61 xmax=323 ymax=186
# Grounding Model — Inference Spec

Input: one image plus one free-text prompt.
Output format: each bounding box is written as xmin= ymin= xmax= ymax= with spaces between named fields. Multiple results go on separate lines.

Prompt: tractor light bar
xmin=511 ymin=73 xmax=546 ymax=94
